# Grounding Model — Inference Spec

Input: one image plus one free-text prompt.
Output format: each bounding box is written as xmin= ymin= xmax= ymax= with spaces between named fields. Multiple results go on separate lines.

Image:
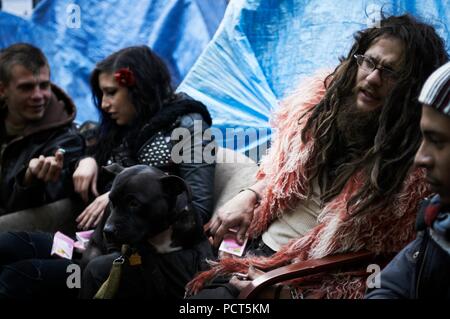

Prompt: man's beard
xmin=335 ymin=96 xmax=381 ymax=153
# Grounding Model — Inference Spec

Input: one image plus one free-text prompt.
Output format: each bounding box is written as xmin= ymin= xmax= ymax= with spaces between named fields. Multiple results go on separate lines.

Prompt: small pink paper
xmin=74 ymin=241 xmax=86 ymax=252
xmin=219 ymin=231 xmax=248 ymax=257
xmin=76 ymin=230 xmax=94 ymax=245
xmin=51 ymin=231 xmax=74 ymax=259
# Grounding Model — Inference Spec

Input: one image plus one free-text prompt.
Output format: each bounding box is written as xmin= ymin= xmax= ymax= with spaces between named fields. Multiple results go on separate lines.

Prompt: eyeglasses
xmin=354 ymin=54 xmax=400 ymax=81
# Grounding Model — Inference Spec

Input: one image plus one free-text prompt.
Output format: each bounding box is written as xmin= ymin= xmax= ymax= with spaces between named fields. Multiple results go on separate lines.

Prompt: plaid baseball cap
xmin=419 ymin=61 xmax=450 ymax=116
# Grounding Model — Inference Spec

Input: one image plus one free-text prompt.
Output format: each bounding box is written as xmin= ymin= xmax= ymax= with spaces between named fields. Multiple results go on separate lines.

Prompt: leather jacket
xmin=136 ymin=112 xmax=215 ymax=225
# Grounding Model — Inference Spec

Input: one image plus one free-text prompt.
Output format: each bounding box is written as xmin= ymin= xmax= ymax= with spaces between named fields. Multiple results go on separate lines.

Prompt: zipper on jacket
xmin=415 ymin=234 xmax=430 ymax=299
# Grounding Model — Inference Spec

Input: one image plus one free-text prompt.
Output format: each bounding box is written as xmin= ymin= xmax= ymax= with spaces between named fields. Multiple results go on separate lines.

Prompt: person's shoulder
xmin=179 ymin=113 xmax=205 ymax=126
xmin=171 ymin=93 xmax=209 ymax=112
xmin=177 ymin=113 xmax=211 ymax=133
xmin=174 ymin=92 xmax=197 ymax=103
xmin=168 ymin=93 xmax=212 ymax=129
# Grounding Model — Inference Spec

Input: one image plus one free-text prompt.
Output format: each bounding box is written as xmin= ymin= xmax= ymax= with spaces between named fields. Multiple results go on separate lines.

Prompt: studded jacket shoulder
xmin=137 ymin=113 xmax=210 ymax=169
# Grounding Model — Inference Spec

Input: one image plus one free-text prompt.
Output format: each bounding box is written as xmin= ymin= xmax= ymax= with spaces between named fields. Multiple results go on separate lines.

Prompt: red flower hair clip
xmin=114 ymin=67 xmax=136 ymax=87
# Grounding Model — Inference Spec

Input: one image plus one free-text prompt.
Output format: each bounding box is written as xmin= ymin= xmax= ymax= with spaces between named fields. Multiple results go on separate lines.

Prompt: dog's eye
xmin=128 ymin=199 xmax=141 ymax=209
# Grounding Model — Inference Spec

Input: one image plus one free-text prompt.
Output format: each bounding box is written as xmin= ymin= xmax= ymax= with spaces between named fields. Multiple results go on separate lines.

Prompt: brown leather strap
xmin=238 ymin=250 xmax=375 ymax=299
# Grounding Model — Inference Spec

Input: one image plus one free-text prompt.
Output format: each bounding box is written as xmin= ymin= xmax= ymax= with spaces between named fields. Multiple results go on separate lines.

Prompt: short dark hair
xmin=0 ymin=43 xmax=49 ymax=85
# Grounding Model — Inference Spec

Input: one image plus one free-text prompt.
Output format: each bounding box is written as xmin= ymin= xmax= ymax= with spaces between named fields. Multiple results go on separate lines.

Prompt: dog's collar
xmin=118 ymin=244 xmax=143 ymax=266
xmin=94 ymin=245 xmax=141 ymax=299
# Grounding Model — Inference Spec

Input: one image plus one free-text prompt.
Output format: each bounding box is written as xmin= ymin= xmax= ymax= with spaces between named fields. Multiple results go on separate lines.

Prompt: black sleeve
xmin=174 ymin=113 xmax=216 ymax=225
xmin=365 ymin=234 xmax=423 ymax=299
xmin=7 ymin=126 xmax=85 ymax=212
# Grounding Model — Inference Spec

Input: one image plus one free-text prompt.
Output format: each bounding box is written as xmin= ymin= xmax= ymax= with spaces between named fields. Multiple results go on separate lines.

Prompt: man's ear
xmin=160 ymin=175 xmax=188 ymax=198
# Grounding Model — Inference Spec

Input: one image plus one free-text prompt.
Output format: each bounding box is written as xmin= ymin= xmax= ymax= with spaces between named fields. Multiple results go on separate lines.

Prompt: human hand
xmin=23 ymin=148 xmax=65 ymax=186
xmin=73 ymin=157 xmax=99 ymax=203
xmin=206 ymin=189 xmax=258 ymax=248
xmin=76 ymin=192 xmax=109 ymax=230
xmin=230 ymin=266 xmax=289 ymax=298
xmin=229 ymin=266 xmax=265 ymax=291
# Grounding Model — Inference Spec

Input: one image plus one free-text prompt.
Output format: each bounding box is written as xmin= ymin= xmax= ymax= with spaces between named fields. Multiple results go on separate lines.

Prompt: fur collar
xmin=187 ymin=72 xmax=430 ymax=298
xmin=134 ymin=92 xmax=212 ymax=151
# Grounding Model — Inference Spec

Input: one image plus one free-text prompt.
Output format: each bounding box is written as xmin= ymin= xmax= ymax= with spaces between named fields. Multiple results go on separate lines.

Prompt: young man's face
xmin=414 ymin=105 xmax=450 ymax=206
xmin=354 ymin=36 xmax=404 ymax=112
xmin=0 ymin=64 xmax=51 ymax=127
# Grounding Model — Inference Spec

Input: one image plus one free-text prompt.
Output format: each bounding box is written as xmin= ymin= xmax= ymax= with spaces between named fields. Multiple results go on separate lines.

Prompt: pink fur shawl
xmin=187 ymin=72 xmax=430 ymax=298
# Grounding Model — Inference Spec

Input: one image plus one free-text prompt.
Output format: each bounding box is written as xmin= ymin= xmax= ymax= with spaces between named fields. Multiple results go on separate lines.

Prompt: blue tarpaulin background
xmin=0 ymin=0 xmax=227 ymax=123
xmin=178 ymin=0 xmax=450 ymax=158
xmin=1 ymin=0 xmax=449 ymax=157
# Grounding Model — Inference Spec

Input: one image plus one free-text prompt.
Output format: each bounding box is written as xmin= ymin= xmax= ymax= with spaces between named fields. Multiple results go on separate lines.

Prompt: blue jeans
xmin=0 ymin=231 xmax=77 ymax=299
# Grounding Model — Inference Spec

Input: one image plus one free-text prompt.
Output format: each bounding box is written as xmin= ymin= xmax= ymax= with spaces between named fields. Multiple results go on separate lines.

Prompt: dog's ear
xmin=102 ymin=163 xmax=125 ymax=177
xmin=97 ymin=164 xmax=126 ymax=191
xmin=159 ymin=175 xmax=190 ymax=198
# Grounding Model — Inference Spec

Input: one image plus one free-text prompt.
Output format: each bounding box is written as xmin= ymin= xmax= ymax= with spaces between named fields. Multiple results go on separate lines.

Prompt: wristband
xmin=239 ymin=187 xmax=261 ymax=206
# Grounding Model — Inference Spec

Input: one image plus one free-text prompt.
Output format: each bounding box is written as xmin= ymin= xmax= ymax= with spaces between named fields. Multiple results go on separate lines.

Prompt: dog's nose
xmin=103 ymin=223 xmax=116 ymax=242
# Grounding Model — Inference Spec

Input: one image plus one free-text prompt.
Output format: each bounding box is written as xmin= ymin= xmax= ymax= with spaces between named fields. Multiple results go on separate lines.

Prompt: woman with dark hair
xmin=0 ymin=46 xmax=215 ymax=299
xmin=74 ymin=45 xmax=216 ymax=298
xmin=74 ymin=45 xmax=214 ymax=231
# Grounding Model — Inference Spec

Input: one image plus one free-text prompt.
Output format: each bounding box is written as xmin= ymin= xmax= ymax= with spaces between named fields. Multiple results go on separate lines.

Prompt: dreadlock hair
xmin=90 ymin=45 xmax=175 ymax=165
xmin=301 ymin=14 xmax=448 ymax=216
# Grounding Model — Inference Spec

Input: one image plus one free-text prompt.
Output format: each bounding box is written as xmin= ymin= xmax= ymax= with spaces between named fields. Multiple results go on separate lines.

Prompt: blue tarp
xmin=0 ymin=0 xmax=227 ymax=123
xmin=178 ymin=0 xmax=450 ymax=158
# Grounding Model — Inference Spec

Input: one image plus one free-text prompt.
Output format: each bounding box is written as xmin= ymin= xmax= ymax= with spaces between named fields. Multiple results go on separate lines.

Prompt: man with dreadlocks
xmin=187 ymin=14 xmax=449 ymax=299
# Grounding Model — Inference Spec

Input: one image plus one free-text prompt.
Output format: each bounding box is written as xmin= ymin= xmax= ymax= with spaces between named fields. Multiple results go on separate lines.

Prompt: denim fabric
xmin=0 ymin=232 xmax=77 ymax=299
